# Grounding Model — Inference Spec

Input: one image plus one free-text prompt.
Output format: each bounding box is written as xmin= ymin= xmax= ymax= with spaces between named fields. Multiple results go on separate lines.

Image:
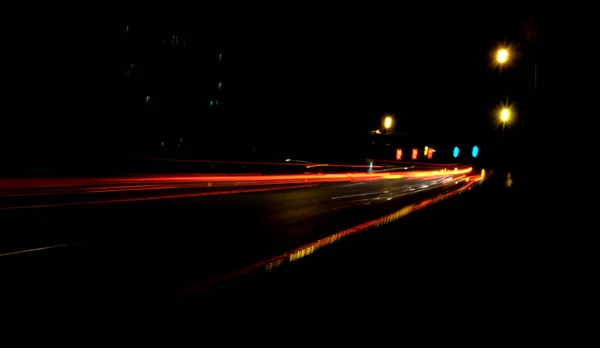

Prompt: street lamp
xmin=500 ymin=107 xmax=511 ymax=136
xmin=491 ymin=45 xmax=515 ymax=72
xmin=500 ymin=108 xmax=510 ymax=122
xmin=496 ymin=48 xmax=509 ymax=64
xmin=383 ymin=116 xmax=392 ymax=133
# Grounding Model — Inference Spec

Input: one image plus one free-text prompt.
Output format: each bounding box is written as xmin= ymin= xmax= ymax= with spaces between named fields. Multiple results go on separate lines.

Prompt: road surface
xmin=1 ymin=167 xmax=479 ymax=305
xmin=181 ymin=177 xmax=528 ymax=331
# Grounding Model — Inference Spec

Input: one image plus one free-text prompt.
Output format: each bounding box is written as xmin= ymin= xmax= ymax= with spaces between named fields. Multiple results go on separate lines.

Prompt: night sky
xmin=3 ymin=6 xmax=540 ymax=167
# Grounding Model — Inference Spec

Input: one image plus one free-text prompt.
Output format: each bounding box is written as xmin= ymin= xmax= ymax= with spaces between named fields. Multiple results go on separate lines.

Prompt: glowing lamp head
xmin=384 ymin=116 xmax=392 ymax=129
xmin=497 ymin=48 xmax=508 ymax=64
xmin=500 ymin=108 xmax=510 ymax=122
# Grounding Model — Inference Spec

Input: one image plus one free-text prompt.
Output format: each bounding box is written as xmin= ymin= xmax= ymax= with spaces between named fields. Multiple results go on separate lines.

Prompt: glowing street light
xmin=500 ymin=108 xmax=510 ymax=122
xmin=498 ymin=106 xmax=513 ymax=136
xmin=491 ymin=45 xmax=515 ymax=71
xmin=384 ymin=116 xmax=392 ymax=130
xmin=496 ymin=48 xmax=509 ymax=64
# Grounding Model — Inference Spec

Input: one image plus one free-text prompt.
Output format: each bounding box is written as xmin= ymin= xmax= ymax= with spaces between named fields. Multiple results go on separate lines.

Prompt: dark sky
xmin=3 ymin=6 xmax=540 ymax=161
xmin=237 ymin=9 xmax=539 ymax=139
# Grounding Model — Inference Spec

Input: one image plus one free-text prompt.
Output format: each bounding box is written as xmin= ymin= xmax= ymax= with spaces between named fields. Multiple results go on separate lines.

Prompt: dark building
xmin=120 ymin=21 xmax=233 ymax=159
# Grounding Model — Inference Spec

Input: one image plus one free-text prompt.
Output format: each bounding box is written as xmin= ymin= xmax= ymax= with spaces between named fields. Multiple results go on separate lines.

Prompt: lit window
xmin=217 ymin=82 xmax=223 ymax=90
xmin=217 ymin=53 xmax=222 ymax=61
xmin=209 ymin=100 xmax=213 ymax=107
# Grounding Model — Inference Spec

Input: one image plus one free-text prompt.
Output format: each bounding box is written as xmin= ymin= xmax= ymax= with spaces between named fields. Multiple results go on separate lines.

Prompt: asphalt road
xmin=184 ymin=178 xmax=535 ymax=335
xmin=1 ymin=169 xmax=478 ymax=309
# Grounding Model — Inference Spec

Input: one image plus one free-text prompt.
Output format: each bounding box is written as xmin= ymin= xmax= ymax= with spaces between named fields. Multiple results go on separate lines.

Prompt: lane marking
xmin=0 ymin=184 xmax=174 ymax=197
xmin=0 ymin=242 xmax=85 ymax=257
xmin=0 ymin=184 xmax=317 ymax=211
xmin=342 ymin=182 xmax=365 ymax=187
xmin=331 ymin=191 xmax=382 ymax=200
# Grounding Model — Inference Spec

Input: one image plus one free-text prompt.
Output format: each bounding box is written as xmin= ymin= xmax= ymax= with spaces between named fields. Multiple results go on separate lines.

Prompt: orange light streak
xmin=370 ymin=159 xmax=460 ymax=167
xmin=0 ymin=168 xmax=473 ymax=191
xmin=141 ymin=158 xmax=383 ymax=169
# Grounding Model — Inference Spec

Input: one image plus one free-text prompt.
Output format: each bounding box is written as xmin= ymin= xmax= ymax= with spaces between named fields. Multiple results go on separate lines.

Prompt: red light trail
xmin=0 ymin=168 xmax=473 ymax=210
xmin=0 ymin=167 xmax=472 ymax=191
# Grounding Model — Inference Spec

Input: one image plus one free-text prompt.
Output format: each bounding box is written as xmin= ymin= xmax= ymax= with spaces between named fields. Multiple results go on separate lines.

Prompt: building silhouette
xmin=121 ymin=21 xmax=229 ymax=158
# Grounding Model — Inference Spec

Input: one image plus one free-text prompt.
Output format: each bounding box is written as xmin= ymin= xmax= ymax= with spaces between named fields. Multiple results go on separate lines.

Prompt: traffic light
xmin=412 ymin=148 xmax=418 ymax=160
xmin=472 ymin=145 xmax=479 ymax=158
xmin=424 ymin=146 xmax=429 ymax=156
xmin=396 ymin=149 xmax=402 ymax=160
xmin=453 ymin=146 xmax=459 ymax=158
xmin=427 ymin=148 xmax=433 ymax=159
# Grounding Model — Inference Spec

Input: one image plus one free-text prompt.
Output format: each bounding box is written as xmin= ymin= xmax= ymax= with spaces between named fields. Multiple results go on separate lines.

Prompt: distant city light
xmin=396 ymin=149 xmax=402 ymax=160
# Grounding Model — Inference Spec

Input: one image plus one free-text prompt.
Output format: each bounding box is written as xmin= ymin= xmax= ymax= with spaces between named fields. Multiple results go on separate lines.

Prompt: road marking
xmin=0 ymin=242 xmax=84 ymax=257
xmin=0 ymin=184 xmax=174 ymax=197
xmin=342 ymin=182 xmax=365 ymax=187
xmin=0 ymin=184 xmax=317 ymax=210
xmin=331 ymin=191 xmax=382 ymax=200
